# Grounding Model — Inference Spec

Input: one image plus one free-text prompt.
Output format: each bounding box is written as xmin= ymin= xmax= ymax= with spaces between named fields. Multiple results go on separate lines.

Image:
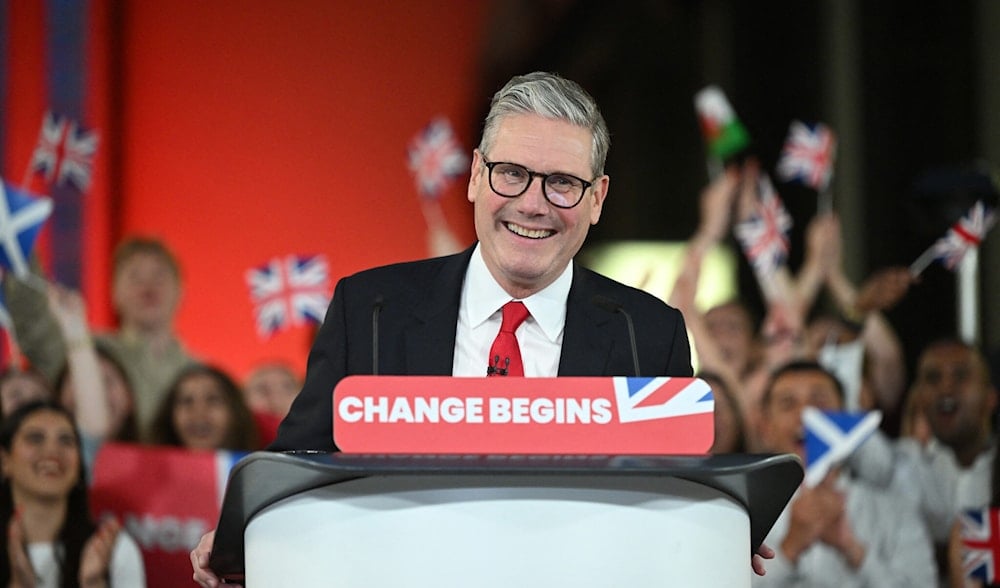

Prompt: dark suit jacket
xmin=271 ymin=246 xmax=692 ymax=451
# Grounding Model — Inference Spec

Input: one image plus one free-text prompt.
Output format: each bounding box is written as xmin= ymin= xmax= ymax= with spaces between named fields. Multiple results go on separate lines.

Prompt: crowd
xmin=674 ymin=161 xmax=997 ymax=587
xmin=0 ymin=80 xmax=995 ymax=587
xmin=0 ymin=238 xmax=301 ymax=586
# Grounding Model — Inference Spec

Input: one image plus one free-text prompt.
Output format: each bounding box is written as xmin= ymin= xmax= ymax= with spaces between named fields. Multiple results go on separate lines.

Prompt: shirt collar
xmin=464 ymin=243 xmax=572 ymax=342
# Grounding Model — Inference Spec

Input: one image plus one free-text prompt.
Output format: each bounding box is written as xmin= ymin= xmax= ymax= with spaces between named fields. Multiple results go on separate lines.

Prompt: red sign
xmin=333 ymin=376 xmax=715 ymax=454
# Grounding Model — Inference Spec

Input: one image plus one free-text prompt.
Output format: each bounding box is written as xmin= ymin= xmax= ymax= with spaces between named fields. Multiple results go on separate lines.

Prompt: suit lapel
xmin=402 ymin=247 xmax=474 ymax=375
xmin=558 ymin=265 xmax=615 ymax=376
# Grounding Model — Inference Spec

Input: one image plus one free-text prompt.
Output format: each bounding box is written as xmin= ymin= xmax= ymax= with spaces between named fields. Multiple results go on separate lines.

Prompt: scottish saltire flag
xmin=733 ymin=174 xmax=792 ymax=276
xmin=931 ymin=200 xmax=997 ymax=270
xmin=802 ymin=407 xmax=882 ymax=487
xmin=694 ymin=86 xmax=750 ymax=160
xmin=612 ymin=377 xmax=714 ymax=423
xmin=246 ymin=254 xmax=332 ymax=338
xmin=961 ymin=507 xmax=1000 ymax=584
xmin=29 ymin=111 xmax=100 ymax=192
xmin=407 ymin=117 xmax=469 ymax=198
xmin=776 ymin=121 xmax=837 ymax=192
xmin=0 ymin=181 xmax=54 ymax=278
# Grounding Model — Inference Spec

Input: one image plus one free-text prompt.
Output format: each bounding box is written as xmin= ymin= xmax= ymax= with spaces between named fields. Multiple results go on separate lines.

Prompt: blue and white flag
xmin=0 ymin=181 xmax=53 ymax=278
xmin=802 ymin=407 xmax=881 ymax=487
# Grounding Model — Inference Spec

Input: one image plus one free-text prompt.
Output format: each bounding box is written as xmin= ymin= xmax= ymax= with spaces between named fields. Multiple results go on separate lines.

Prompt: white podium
xmin=210 ymin=452 xmax=801 ymax=587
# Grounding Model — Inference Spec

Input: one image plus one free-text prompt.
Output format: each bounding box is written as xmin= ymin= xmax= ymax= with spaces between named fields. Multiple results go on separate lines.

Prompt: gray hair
xmin=478 ymin=72 xmax=610 ymax=177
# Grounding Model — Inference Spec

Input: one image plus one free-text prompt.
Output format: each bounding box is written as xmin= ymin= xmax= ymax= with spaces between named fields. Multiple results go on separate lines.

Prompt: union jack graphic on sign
xmin=612 ymin=377 xmax=714 ymax=423
xmin=246 ymin=254 xmax=332 ymax=338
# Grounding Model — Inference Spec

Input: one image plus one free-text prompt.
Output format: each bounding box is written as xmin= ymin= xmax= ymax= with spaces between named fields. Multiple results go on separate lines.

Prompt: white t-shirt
xmin=27 ymin=531 xmax=146 ymax=588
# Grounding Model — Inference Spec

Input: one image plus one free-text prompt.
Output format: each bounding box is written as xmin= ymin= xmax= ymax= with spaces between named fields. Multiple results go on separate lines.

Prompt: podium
xmin=209 ymin=452 xmax=802 ymax=587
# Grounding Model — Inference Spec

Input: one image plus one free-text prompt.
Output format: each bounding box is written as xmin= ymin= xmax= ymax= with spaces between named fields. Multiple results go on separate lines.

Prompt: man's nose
xmin=517 ymin=174 xmax=550 ymax=212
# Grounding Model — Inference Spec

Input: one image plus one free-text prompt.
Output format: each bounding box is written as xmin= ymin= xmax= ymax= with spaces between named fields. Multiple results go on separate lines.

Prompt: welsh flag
xmin=694 ymin=86 xmax=750 ymax=161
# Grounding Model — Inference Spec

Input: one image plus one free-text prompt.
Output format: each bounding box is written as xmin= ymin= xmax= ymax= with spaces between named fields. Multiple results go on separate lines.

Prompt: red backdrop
xmin=3 ymin=1 xmax=484 ymax=380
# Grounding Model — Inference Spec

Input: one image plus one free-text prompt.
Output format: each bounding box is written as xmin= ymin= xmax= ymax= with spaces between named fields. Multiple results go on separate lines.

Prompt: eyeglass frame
xmin=480 ymin=155 xmax=597 ymax=209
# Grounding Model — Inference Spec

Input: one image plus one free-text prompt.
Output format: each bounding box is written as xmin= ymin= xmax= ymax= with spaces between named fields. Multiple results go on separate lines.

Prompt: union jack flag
xmin=733 ymin=175 xmax=793 ymax=276
xmin=407 ymin=117 xmax=468 ymax=198
xmin=29 ymin=111 xmax=100 ymax=192
xmin=960 ymin=507 xmax=1000 ymax=584
xmin=932 ymin=200 xmax=997 ymax=270
xmin=802 ymin=408 xmax=882 ymax=487
xmin=776 ymin=120 xmax=836 ymax=192
xmin=612 ymin=377 xmax=714 ymax=423
xmin=246 ymin=254 xmax=332 ymax=339
xmin=0 ymin=180 xmax=53 ymax=278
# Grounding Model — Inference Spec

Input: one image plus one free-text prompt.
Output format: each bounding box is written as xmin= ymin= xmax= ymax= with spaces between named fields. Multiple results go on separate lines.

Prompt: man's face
xmin=914 ymin=343 xmax=996 ymax=450
xmin=759 ymin=370 xmax=842 ymax=459
xmin=468 ymin=114 xmax=608 ymax=298
xmin=705 ymin=303 xmax=754 ymax=373
xmin=112 ymin=252 xmax=181 ymax=332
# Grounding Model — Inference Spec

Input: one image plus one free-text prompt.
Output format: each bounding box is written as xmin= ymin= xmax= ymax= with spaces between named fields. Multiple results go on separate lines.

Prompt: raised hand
xmin=7 ymin=513 xmax=37 ymax=588
xmin=79 ymin=517 xmax=122 ymax=588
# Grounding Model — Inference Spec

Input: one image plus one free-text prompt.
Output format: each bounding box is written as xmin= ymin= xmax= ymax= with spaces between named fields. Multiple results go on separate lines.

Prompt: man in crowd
xmin=6 ymin=237 xmax=196 ymax=436
xmin=192 ymin=70 xmax=695 ymax=586
xmin=753 ymin=360 xmax=936 ymax=587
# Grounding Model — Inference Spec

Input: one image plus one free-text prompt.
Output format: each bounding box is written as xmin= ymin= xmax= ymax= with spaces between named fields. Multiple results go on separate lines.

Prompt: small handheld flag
xmin=407 ymin=117 xmax=469 ymax=199
xmin=733 ymin=174 xmax=793 ymax=277
xmin=802 ymin=407 xmax=881 ymax=487
xmin=246 ymin=254 xmax=332 ymax=339
xmin=26 ymin=111 xmax=99 ymax=192
xmin=960 ymin=507 xmax=1000 ymax=584
xmin=0 ymin=181 xmax=54 ymax=278
xmin=776 ymin=120 xmax=837 ymax=193
xmin=694 ymin=86 xmax=750 ymax=163
xmin=910 ymin=200 xmax=997 ymax=276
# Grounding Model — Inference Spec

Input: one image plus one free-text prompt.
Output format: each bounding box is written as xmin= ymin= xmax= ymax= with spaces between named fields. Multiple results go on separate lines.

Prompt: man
xmin=192 ymin=71 xmax=693 ymax=586
xmin=753 ymin=360 xmax=936 ymax=587
xmin=6 ymin=237 xmax=197 ymax=436
xmin=893 ymin=339 xmax=996 ymax=544
xmin=270 ymin=71 xmax=692 ymax=451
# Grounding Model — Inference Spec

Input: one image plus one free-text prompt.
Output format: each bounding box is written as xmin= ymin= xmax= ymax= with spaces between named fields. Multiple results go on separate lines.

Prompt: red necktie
xmin=487 ymin=301 xmax=530 ymax=377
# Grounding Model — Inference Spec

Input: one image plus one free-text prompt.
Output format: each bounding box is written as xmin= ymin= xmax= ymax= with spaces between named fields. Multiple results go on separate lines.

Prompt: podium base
xmin=245 ymin=475 xmax=750 ymax=587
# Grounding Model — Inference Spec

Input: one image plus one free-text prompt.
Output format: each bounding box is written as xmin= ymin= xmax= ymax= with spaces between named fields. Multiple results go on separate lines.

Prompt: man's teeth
xmin=506 ymin=223 xmax=552 ymax=239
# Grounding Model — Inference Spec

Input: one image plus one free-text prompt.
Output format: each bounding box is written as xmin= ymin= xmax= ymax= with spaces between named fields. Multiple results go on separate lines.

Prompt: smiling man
xmin=266 ymin=71 xmax=693 ymax=452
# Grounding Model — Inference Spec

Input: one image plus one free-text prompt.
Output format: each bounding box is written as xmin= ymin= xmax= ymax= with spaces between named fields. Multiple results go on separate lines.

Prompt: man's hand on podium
xmin=192 ymin=530 xmax=238 ymax=588
xmin=753 ymin=543 xmax=775 ymax=576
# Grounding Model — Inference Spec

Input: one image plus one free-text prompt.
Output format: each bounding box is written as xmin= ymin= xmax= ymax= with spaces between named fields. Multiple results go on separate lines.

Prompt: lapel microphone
xmin=591 ymin=295 xmax=641 ymax=377
xmin=372 ymin=295 xmax=384 ymax=376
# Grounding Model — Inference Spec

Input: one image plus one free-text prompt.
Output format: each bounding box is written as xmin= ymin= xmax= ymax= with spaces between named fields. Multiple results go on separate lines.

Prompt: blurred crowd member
xmin=243 ymin=362 xmax=299 ymax=420
xmin=0 ymin=368 xmax=51 ymax=419
xmin=894 ymin=340 xmax=996 ymax=547
xmin=0 ymin=401 xmax=145 ymax=586
xmin=45 ymin=283 xmax=139 ymax=476
xmin=149 ymin=364 xmax=259 ymax=451
xmin=5 ymin=237 xmax=197 ymax=438
xmin=947 ymin=441 xmax=999 ymax=588
xmin=700 ymin=370 xmax=748 ymax=454
xmin=753 ymin=361 xmax=936 ymax=587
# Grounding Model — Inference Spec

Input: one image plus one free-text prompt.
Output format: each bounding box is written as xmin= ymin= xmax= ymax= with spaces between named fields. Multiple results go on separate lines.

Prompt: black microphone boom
xmin=372 ymin=295 xmax=384 ymax=376
xmin=591 ymin=295 xmax=641 ymax=377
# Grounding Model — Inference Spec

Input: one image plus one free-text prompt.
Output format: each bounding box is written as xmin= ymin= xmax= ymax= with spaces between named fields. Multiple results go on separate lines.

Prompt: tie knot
xmin=500 ymin=301 xmax=530 ymax=333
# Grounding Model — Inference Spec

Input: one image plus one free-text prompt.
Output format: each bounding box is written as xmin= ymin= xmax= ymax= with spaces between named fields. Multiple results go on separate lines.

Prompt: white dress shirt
xmin=452 ymin=244 xmax=570 ymax=377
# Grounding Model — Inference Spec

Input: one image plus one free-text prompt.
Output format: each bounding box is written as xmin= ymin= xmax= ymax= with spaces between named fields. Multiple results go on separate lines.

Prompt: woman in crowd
xmin=0 ymin=401 xmax=145 ymax=587
xmin=149 ymin=364 xmax=259 ymax=451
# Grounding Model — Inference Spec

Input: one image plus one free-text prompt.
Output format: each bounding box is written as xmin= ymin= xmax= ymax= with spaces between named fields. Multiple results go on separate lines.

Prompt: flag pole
xmin=957 ymin=247 xmax=979 ymax=345
xmin=909 ymin=245 xmax=938 ymax=277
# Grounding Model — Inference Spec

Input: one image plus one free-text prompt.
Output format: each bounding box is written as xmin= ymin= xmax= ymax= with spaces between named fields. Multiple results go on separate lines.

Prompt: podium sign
xmin=333 ymin=376 xmax=714 ymax=454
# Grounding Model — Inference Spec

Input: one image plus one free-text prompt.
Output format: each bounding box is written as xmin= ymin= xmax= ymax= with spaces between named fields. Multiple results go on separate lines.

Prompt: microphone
xmin=372 ymin=295 xmax=384 ymax=375
xmin=592 ymin=295 xmax=640 ymax=377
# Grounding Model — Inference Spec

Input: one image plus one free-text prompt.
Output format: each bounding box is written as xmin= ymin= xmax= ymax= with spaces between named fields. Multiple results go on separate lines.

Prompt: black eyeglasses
xmin=481 ymin=157 xmax=595 ymax=209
